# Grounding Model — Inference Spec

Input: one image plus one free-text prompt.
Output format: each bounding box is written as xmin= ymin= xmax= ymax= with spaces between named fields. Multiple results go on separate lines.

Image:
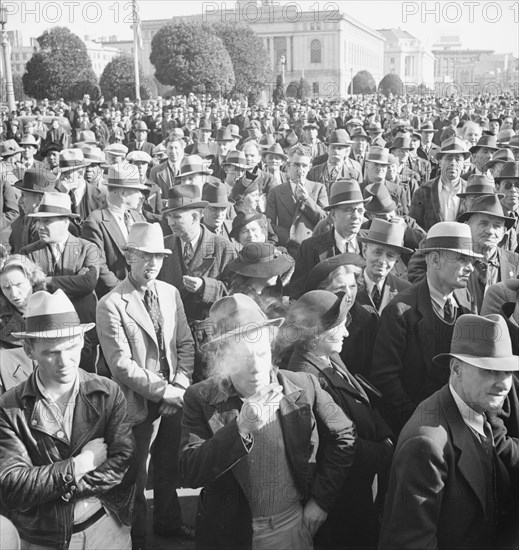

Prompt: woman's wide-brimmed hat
xmin=12 ymin=289 xmax=95 ymax=339
xmin=201 ymin=293 xmax=284 ymax=351
xmin=28 ymin=192 xmax=79 ymax=219
xmin=286 ymin=290 xmax=350 ymax=333
xmin=162 ymin=184 xmax=209 ymax=214
xmin=358 ymin=218 xmax=413 ymax=254
xmin=305 ymin=253 xmax=365 ymax=292
xmin=420 ymin=221 xmax=483 ymax=257
xmin=228 ymin=242 xmax=294 ymax=278
xmin=457 ymin=174 xmax=503 ymax=199
xmin=325 ymin=179 xmax=372 ymax=210
xmin=123 ymin=222 xmax=171 ymax=255
xmin=433 ymin=314 xmax=519 ymax=371
xmin=457 ymin=194 xmax=516 ymax=229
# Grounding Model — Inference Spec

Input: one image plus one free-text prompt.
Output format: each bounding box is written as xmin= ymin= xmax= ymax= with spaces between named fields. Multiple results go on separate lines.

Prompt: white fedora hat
xmin=420 ymin=221 xmax=483 ymax=258
xmin=12 ymin=289 xmax=95 ymax=339
xmin=123 ymin=222 xmax=172 ymax=255
xmin=27 ymin=192 xmax=80 ymax=219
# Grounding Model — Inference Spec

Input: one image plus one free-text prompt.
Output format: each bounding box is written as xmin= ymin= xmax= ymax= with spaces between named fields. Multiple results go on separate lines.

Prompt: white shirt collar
xmin=334 ymin=229 xmax=357 ymax=253
xmin=427 ymin=277 xmax=455 ymax=309
xmin=449 ymin=384 xmax=486 ymax=438
xmin=363 ymin=269 xmax=386 ymax=294
xmin=183 ymin=227 xmax=201 ymax=252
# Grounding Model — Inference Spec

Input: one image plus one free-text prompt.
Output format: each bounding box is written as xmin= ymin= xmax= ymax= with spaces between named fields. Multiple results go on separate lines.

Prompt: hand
xmin=161 ymin=384 xmax=185 ymax=407
xmin=73 ymin=438 xmax=108 ymax=480
xmin=183 ymin=276 xmax=203 ymax=293
xmin=158 ymin=402 xmax=180 ymax=416
xmin=302 ymin=497 xmax=328 ymax=538
xmin=236 ymin=383 xmax=284 ymax=437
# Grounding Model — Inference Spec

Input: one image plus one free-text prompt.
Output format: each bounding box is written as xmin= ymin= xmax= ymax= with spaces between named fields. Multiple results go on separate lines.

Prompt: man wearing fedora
xmin=307 ymin=129 xmax=362 ymax=194
xmin=201 ymin=180 xmax=234 ymax=240
xmin=463 ymin=135 xmax=500 ymax=179
xmin=179 ymin=293 xmax=356 ymax=550
xmin=457 ymin=194 xmax=519 ymax=312
xmin=82 ymin=164 xmax=147 ymax=298
xmin=97 ymin=222 xmax=195 ymax=548
xmin=371 ymin=222 xmax=478 ymax=434
xmin=209 ymin=127 xmax=234 ymax=181
xmin=19 ymin=134 xmax=44 ymax=174
xmin=349 ymin=127 xmax=371 ymax=174
xmin=388 ymin=136 xmax=420 ymax=202
xmin=185 ymin=119 xmax=216 ymax=158
xmin=127 ymin=121 xmax=154 ymax=155
xmin=149 ymin=135 xmax=186 ymax=200
xmin=21 ymin=192 xmax=100 ymax=373
xmin=496 ymin=161 xmax=519 ymax=247
xmin=265 ymin=147 xmax=328 ymax=251
xmin=368 ymin=121 xmax=386 ymax=148
xmin=56 ymin=149 xmax=105 ymax=222
xmin=300 ymin=121 xmax=327 ymax=161
xmin=417 ymin=121 xmax=440 ymax=177
xmin=289 ymin=178 xmax=370 ymax=299
xmin=380 ymin=313 xmax=519 ymax=549
xmin=356 ymin=219 xmax=412 ymax=314
xmin=9 ymin=167 xmax=57 ymax=254
xmin=0 ymin=289 xmax=136 ymax=550
xmin=410 ymin=136 xmax=470 ymax=231
xmin=159 ymin=184 xmax=236 ymax=331
xmin=0 ymin=139 xmax=25 ymax=189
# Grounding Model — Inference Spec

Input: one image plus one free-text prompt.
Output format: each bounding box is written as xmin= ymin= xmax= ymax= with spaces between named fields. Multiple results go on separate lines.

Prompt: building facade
xmin=138 ymin=0 xmax=385 ymax=99
xmin=377 ymin=28 xmax=434 ymax=90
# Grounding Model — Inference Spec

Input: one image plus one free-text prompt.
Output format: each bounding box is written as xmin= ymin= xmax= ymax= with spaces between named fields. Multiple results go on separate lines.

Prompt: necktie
xmin=183 ymin=241 xmax=193 ymax=265
xmin=330 ymin=165 xmax=339 ymax=182
xmin=123 ymin=210 xmax=133 ymax=234
xmin=444 ymin=300 xmax=455 ymax=323
xmin=372 ymin=284 xmax=382 ymax=310
xmin=143 ymin=289 xmax=169 ymax=380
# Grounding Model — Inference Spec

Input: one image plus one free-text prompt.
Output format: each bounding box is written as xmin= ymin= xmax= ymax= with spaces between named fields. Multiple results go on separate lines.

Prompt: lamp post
xmin=0 ymin=5 xmax=16 ymax=114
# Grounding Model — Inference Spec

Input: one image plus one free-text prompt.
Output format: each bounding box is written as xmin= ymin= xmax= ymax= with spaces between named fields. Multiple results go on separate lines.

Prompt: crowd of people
xmin=0 ymin=88 xmax=519 ymax=550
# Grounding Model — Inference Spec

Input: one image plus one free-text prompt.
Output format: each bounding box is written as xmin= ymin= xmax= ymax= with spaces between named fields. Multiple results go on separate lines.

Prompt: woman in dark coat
xmin=0 ymin=255 xmax=44 ymax=393
xmin=284 ymin=290 xmax=393 ymax=550
xmin=305 ymin=253 xmax=379 ymax=377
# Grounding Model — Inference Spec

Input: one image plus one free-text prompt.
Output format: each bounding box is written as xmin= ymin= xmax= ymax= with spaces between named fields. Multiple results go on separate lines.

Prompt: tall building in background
xmin=377 ymin=28 xmax=434 ymax=90
xmin=139 ymin=0 xmax=385 ymax=99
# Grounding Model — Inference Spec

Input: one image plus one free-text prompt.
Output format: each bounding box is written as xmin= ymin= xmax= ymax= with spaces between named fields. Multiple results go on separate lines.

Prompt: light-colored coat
xmin=97 ymin=276 xmax=194 ymax=425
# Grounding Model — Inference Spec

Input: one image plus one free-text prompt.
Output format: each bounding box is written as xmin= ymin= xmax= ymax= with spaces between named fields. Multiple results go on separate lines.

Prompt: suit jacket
xmin=81 ymin=207 xmax=145 ymax=297
xmin=480 ymin=281 xmax=517 ymax=315
xmin=179 ymin=369 xmax=356 ymax=550
xmin=149 ymin=160 xmax=179 ymax=200
xmin=127 ymin=141 xmax=155 ymax=155
xmin=286 ymin=349 xmax=392 ymax=548
xmin=265 ymin=180 xmax=328 ymax=246
xmin=380 ymin=385 xmax=515 ymax=549
xmin=96 ymin=277 xmax=195 ymax=426
xmin=370 ymin=278 xmax=473 ymax=433
xmin=409 ymin=176 xmax=467 ymax=231
xmin=8 ymin=213 xmax=39 ymax=254
xmin=356 ymin=272 xmax=411 ymax=314
xmin=307 ymin=160 xmax=362 ymax=194
xmin=21 ymin=234 xmax=99 ymax=323
xmin=0 ymin=177 xmax=19 ymax=236
xmin=159 ymin=225 xmax=237 ymax=322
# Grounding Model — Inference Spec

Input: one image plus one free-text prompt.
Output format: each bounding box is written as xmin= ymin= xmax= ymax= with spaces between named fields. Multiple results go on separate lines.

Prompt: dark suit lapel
xmin=498 ymin=248 xmax=517 ymax=281
xmin=62 ymin=234 xmax=80 ymax=273
xmin=188 ymin=226 xmax=216 ymax=277
xmin=102 ymin=209 xmax=127 ymax=256
xmin=318 ymin=229 xmax=337 ymax=262
xmin=440 ymin=387 xmax=487 ymax=512
xmin=278 ymin=183 xmax=297 ymax=217
xmin=429 ymin=178 xmax=443 ymax=222
xmin=416 ymin=280 xmax=439 ymax=374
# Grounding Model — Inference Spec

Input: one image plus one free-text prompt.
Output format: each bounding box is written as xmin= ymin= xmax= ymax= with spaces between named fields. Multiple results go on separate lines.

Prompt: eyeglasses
xmin=502 ymin=181 xmax=519 ymax=190
xmin=339 ymin=206 xmax=366 ymax=216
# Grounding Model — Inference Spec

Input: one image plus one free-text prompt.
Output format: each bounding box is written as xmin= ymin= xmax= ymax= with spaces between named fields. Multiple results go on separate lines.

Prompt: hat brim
xmin=104 ymin=182 xmax=149 ymax=191
xmin=177 ymin=169 xmax=213 ymax=178
xmin=201 ymin=317 xmax=285 ymax=351
xmin=433 ymin=352 xmax=519 ymax=371
xmin=436 ymin=151 xmax=471 ymax=158
xmin=324 ymin=196 xmax=372 ymax=211
xmin=228 ymin=255 xmax=294 ymax=278
xmin=420 ymin=246 xmax=483 ymax=258
xmin=14 ymin=182 xmax=48 ymax=193
xmin=367 ymin=159 xmax=390 ymax=165
xmin=469 ymin=145 xmax=499 ymax=153
xmin=59 ymin=163 xmax=90 ymax=172
xmin=357 ymin=236 xmax=413 ymax=254
xmin=206 ymin=201 xmax=234 ymax=208
xmin=457 ymin=191 xmax=505 ymax=199
xmin=1 ymin=149 xmax=24 ymax=157
xmin=28 ymin=211 xmax=80 ymax=219
xmin=162 ymin=201 xmax=209 ymax=214
xmin=223 ymin=163 xmax=248 ymax=170
xmin=12 ymin=323 xmax=95 ymax=339
xmin=457 ymin=210 xmax=515 ymax=229
xmin=494 ymin=174 xmax=519 ymax=181
xmin=123 ymin=244 xmax=172 ymax=255
xmin=262 ymin=151 xmax=288 ymax=161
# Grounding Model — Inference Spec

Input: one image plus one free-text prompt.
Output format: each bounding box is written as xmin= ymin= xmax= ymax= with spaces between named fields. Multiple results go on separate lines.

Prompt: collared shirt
xmin=182 ymin=227 xmax=201 ymax=258
xmin=363 ymin=269 xmax=388 ymax=311
xmin=35 ymin=370 xmax=103 ymax=523
xmin=167 ymin=159 xmax=180 ymax=175
xmin=427 ymin=277 xmax=458 ymax=321
xmin=50 ymin=236 xmax=69 ymax=265
xmin=439 ymin=177 xmax=462 ymax=221
xmin=334 ymin=229 xmax=359 ymax=254
xmin=108 ymin=201 xmax=128 ymax=238
xmin=449 ymin=384 xmax=486 ymax=439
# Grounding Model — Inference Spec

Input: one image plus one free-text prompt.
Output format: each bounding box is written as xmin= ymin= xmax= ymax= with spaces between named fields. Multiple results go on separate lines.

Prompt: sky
xmin=4 ymin=0 xmax=518 ymax=56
